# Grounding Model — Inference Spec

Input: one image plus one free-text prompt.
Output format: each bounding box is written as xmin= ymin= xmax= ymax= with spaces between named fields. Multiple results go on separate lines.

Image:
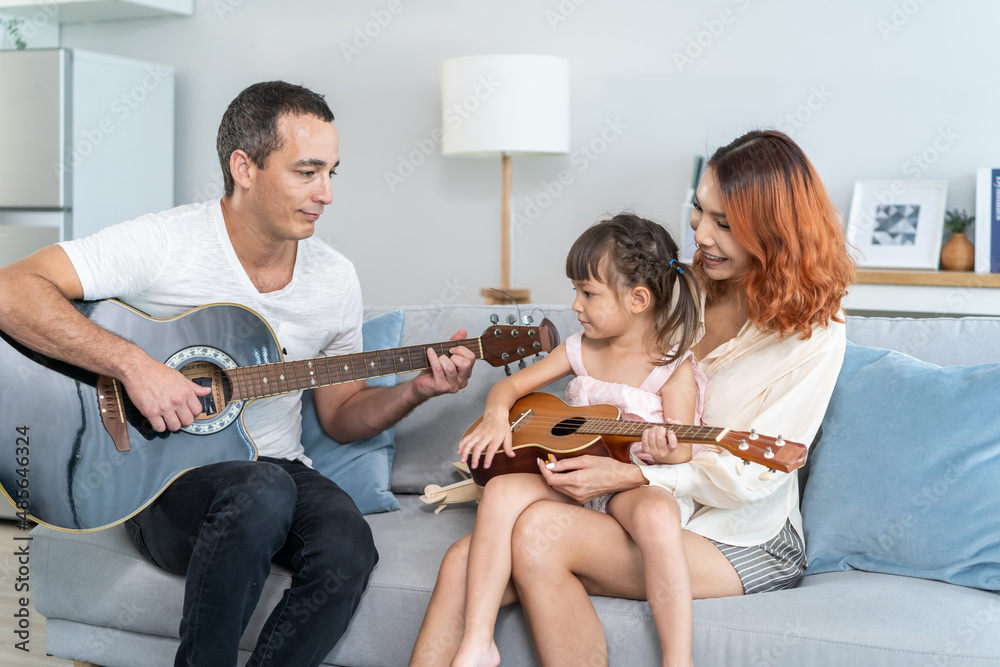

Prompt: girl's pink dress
xmin=563 ymin=332 xmax=707 ymax=524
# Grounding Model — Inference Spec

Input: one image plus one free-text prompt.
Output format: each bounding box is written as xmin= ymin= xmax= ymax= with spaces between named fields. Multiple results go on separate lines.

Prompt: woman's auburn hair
xmin=703 ymin=130 xmax=856 ymax=339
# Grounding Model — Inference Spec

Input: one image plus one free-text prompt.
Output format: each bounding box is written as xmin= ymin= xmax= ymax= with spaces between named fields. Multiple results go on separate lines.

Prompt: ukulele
xmin=465 ymin=392 xmax=806 ymax=486
xmin=0 ymin=299 xmax=558 ymax=531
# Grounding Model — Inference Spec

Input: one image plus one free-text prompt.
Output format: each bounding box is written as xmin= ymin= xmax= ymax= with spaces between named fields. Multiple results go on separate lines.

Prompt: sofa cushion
xmin=802 ymin=342 xmax=1000 ymax=591
xmin=302 ymin=310 xmax=405 ymax=514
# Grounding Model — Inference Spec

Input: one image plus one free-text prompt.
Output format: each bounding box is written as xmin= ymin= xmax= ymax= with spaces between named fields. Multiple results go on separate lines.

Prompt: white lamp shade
xmin=441 ymin=54 xmax=570 ymax=157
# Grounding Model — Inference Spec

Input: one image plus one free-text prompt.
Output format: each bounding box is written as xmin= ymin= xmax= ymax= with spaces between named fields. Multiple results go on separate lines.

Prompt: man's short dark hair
xmin=216 ymin=81 xmax=335 ymax=197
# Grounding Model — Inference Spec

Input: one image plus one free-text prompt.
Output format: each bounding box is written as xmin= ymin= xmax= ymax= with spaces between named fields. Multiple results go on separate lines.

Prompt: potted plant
xmin=2 ymin=17 xmax=27 ymax=50
xmin=940 ymin=208 xmax=975 ymax=271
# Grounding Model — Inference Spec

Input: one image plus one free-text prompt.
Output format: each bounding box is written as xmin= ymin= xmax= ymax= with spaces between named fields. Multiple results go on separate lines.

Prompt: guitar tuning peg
xmin=504 ymin=365 xmax=512 ymax=377
xmin=518 ymin=360 xmax=526 ymax=370
xmin=521 ymin=315 xmax=533 ymax=325
xmin=490 ymin=314 xmax=500 ymax=324
xmin=506 ymin=314 xmax=517 ymax=325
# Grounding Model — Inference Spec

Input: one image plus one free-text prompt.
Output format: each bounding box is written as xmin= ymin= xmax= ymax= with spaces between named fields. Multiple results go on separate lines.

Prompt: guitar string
xmin=515 ymin=409 xmax=726 ymax=438
xmin=115 ymin=329 xmax=546 ymax=422
xmin=230 ymin=339 xmax=479 ymax=400
xmin=172 ymin=336 xmax=501 ymax=407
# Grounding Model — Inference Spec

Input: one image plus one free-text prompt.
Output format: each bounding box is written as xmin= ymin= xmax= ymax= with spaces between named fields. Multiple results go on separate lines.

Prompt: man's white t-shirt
xmin=58 ymin=199 xmax=364 ymax=463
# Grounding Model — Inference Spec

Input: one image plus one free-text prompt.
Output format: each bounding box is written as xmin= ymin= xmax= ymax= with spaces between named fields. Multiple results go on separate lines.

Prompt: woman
xmin=410 ymin=130 xmax=855 ymax=667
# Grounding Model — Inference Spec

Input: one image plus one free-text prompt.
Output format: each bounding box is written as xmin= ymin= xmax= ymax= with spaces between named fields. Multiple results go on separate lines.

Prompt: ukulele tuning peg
xmin=775 ymin=435 xmax=785 ymax=447
xmin=518 ymin=360 xmax=527 ymax=371
xmin=490 ymin=314 xmax=500 ymax=324
xmin=506 ymin=314 xmax=517 ymax=325
xmin=504 ymin=365 xmax=512 ymax=377
xmin=521 ymin=315 xmax=534 ymax=325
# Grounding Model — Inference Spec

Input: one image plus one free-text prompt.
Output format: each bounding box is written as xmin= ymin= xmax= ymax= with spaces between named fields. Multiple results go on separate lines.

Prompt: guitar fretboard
xmin=227 ymin=338 xmax=483 ymax=401
xmin=578 ymin=418 xmax=727 ymax=443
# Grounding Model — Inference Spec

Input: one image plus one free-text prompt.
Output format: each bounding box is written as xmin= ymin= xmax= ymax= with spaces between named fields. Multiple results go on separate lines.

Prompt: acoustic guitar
xmin=0 ymin=300 xmax=558 ymax=531
xmin=465 ymin=392 xmax=807 ymax=486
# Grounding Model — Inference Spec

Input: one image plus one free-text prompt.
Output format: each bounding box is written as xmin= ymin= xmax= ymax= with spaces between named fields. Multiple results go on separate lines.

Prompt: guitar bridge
xmin=510 ymin=409 xmax=534 ymax=433
xmin=96 ymin=375 xmax=130 ymax=452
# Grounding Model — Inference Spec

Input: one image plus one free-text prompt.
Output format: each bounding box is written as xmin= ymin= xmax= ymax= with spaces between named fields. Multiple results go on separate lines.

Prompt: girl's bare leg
xmin=450 ymin=474 xmax=570 ymax=667
xmin=607 ymin=487 xmax=691 ymax=667
xmin=510 ymin=500 xmax=742 ymax=667
xmin=410 ymin=535 xmax=478 ymax=667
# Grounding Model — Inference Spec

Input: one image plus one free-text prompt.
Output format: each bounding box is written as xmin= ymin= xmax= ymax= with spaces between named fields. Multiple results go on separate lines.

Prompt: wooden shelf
xmin=855 ymin=269 xmax=1000 ymax=288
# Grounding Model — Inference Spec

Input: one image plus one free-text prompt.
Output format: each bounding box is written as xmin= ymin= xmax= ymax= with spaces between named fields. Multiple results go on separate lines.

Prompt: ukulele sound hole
xmin=551 ymin=417 xmax=585 ymax=437
xmin=178 ymin=361 xmax=232 ymax=420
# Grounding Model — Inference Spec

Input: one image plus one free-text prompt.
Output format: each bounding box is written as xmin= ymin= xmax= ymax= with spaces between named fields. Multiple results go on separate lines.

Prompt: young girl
xmin=436 ymin=213 xmax=704 ymax=667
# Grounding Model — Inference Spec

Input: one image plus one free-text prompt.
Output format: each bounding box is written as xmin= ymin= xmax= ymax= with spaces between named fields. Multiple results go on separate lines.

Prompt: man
xmin=0 ymin=81 xmax=475 ymax=666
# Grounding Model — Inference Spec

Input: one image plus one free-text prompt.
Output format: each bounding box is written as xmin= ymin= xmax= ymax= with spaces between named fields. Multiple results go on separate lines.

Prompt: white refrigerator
xmin=0 ymin=48 xmax=174 ymax=267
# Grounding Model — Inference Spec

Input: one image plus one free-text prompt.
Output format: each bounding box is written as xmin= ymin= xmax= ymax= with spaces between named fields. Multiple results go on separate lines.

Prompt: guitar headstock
xmin=479 ymin=318 xmax=559 ymax=368
xmin=713 ymin=429 xmax=807 ymax=473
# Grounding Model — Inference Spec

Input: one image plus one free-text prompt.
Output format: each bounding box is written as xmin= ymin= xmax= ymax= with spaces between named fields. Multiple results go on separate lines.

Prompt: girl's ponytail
xmin=653 ymin=256 xmax=701 ymax=363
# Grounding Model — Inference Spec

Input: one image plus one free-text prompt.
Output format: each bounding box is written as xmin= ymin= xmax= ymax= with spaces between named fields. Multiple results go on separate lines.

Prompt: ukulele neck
xmin=578 ymin=418 xmax=729 ymax=444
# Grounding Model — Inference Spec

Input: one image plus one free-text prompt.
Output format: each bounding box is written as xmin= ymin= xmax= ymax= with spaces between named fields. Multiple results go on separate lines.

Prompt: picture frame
xmin=846 ymin=180 xmax=948 ymax=270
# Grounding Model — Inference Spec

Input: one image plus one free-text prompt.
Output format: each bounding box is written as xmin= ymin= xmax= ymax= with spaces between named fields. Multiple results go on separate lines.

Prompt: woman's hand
xmin=457 ymin=412 xmax=513 ymax=469
xmin=537 ymin=455 xmax=647 ymax=504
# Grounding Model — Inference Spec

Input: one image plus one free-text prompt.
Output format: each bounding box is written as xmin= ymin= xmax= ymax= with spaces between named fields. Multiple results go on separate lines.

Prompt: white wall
xmin=57 ymin=0 xmax=1000 ymax=306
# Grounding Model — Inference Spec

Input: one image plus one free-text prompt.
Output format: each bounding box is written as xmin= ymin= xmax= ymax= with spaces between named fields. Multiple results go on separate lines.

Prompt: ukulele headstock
xmin=714 ymin=429 xmax=807 ymax=473
xmin=479 ymin=318 xmax=559 ymax=368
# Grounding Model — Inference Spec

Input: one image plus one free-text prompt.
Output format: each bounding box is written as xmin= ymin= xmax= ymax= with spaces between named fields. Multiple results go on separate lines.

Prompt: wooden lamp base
xmin=481 ymin=287 xmax=531 ymax=305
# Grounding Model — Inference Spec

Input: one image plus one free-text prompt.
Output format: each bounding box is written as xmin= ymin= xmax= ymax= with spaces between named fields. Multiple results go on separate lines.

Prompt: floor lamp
xmin=441 ymin=54 xmax=570 ymax=305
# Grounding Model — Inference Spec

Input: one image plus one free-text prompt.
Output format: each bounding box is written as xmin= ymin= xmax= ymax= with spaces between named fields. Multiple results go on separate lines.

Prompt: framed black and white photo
xmin=846 ymin=180 xmax=948 ymax=270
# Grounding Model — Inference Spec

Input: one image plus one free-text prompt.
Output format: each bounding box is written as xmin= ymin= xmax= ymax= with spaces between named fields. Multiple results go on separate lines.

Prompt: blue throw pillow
xmin=802 ymin=342 xmax=1000 ymax=591
xmin=300 ymin=310 xmax=405 ymax=514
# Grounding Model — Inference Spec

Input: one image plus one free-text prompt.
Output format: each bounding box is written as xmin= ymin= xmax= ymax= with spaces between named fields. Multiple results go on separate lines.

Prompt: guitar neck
xmin=227 ymin=337 xmax=483 ymax=401
xmin=578 ymin=418 xmax=729 ymax=445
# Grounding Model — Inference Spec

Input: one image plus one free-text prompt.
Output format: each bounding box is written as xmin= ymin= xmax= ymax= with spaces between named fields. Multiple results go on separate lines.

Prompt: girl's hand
xmin=537 ymin=455 xmax=646 ymax=503
xmin=457 ymin=413 xmax=513 ymax=469
xmin=638 ymin=422 xmax=682 ymax=464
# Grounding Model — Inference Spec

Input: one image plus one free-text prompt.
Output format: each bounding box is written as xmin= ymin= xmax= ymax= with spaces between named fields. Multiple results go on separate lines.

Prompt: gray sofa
xmin=30 ymin=304 xmax=1000 ymax=666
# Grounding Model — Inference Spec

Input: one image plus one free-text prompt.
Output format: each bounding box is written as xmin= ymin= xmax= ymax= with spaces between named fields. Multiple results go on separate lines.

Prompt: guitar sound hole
xmin=551 ymin=417 xmax=585 ymax=437
xmin=179 ymin=361 xmax=232 ymax=419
